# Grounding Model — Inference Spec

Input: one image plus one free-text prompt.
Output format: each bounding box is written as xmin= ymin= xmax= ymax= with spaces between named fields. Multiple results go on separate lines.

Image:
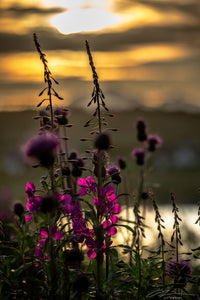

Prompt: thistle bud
xmin=132 ymin=148 xmax=145 ymax=165
xmin=136 ymin=120 xmax=147 ymax=142
xmin=14 ymin=202 xmax=24 ymax=219
xmin=94 ymin=133 xmax=110 ymax=150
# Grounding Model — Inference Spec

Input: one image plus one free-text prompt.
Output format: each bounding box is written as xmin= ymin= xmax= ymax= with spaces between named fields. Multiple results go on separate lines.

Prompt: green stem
xmin=176 ymin=225 xmax=179 ymax=263
xmin=161 ymin=240 xmax=165 ymax=289
xmin=48 ymin=223 xmax=57 ymax=299
xmin=96 ymin=91 xmax=102 ymax=134
xmin=48 ymin=84 xmax=54 ymax=131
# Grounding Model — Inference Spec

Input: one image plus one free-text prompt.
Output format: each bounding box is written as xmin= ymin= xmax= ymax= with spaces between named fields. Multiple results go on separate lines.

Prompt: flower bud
xmin=40 ymin=193 xmax=58 ymax=214
xmin=132 ymin=148 xmax=145 ymax=165
xmin=118 ymin=157 xmax=126 ymax=170
xmin=136 ymin=120 xmax=147 ymax=142
xmin=147 ymin=135 xmax=162 ymax=152
xmin=14 ymin=202 xmax=24 ymax=218
xmin=94 ymin=133 xmax=110 ymax=150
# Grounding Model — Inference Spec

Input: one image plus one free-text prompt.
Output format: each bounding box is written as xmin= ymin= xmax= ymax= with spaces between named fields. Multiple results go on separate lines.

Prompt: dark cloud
xmin=0 ymin=20 xmax=199 ymax=54
xmin=0 ymin=5 xmax=66 ymax=17
xmin=113 ymin=0 xmax=200 ymax=18
xmin=134 ymin=0 xmax=200 ymax=19
xmin=0 ymin=0 xmax=200 ymax=54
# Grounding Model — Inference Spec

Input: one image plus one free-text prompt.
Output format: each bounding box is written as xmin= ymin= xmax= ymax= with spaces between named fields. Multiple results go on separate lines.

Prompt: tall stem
xmin=96 ymin=150 xmax=104 ymax=295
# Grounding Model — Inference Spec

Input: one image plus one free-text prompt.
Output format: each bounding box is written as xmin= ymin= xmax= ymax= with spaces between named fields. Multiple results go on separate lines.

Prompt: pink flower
xmin=25 ymin=182 xmax=36 ymax=199
xmin=25 ymin=215 xmax=32 ymax=222
xmin=78 ymin=177 xmax=96 ymax=196
xmin=59 ymin=194 xmax=72 ymax=214
xmin=85 ymin=235 xmax=113 ymax=259
xmin=40 ymin=226 xmax=63 ymax=240
xmin=26 ymin=196 xmax=42 ymax=213
xmin=103 ymin=220 xmax=117 ymax=235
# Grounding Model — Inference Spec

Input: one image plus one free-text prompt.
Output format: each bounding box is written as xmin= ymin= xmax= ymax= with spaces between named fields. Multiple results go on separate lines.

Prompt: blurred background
xmin=0 ymin=0 xmax=200 ymax=213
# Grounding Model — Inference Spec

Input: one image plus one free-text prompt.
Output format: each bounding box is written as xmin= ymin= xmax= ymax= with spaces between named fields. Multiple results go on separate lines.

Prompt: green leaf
xmin=55 ymin=177 xmax=64 ymax=187
xmin=115 ymin=224 xmax=135 ymax=233
xmin=40 ymin=180 xmax=49 ymax=192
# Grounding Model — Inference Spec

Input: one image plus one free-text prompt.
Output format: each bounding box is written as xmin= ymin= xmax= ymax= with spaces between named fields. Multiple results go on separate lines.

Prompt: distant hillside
xmin=0 ymin=108 xmax=199 ymax=209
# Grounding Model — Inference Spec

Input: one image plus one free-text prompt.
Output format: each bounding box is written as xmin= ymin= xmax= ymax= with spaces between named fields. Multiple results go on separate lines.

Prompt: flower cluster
xmin=76 ymin=177 xmax=122 ymax=258
xmin=25 ymin=182 xmax=41 ymax=221
xmin=35 ymin=226 xmax=63 ymax=266
xmin=25 ymin=182 xmax=73 ymax=221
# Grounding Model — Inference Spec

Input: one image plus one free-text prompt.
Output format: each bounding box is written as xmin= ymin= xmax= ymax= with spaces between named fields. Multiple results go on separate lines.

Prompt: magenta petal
xmin=26 ymin=203 xmax=32 ymax=212
xmin=63 ymin=204 xmax=71 ymax=214
xmin=25 ymin=215 xmax=32 ymax=222
xmin=105 ymin=185 xmax=114 ymax=195
xmin=107 ymin=226 xmax=117 ymax=235
xmin=110 ymin=215 xmax=119 ymax=224
xmin=39 ymin=238 xmax=46 ymax=246
xmin=78 ymin=187 xmax=87 ymax=196
xmin=103 ymin=220 xmax=111 ymax=229
xmin=87 ymin=248 xmax=96 ymax=258
xmin=86 ymin=177 xmax=95 ymax=184
xmin=108 ymin=194 xmax=118 ymax=203
xmin=111 ymin=204 xmax=122 ymax=214
xmin=53 ymin=231 xmax=63 ymax=240
xmin=61 ymin=194 xmax=72 ymax=204
xmin=93 ymin=197 xmax=99 ymax=206
xmin=40 ymin=229 xmax=48 ymax=237
xmin=78 ymin=178 xmax=87 ymax=187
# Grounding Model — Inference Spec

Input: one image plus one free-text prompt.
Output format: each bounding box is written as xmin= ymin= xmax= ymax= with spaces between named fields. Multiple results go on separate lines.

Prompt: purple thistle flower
xmin=166 ymin=259 xmax=192 ymax=284
xmin=23 ymin=132 xmax=60 ymax=168
xmin=132 ymin=148 xmax=146 ymax=165
xmin=107 ymin=166 xmax=121 ymax=184
xmin=147 ymin=134 xmax=162 ymax=152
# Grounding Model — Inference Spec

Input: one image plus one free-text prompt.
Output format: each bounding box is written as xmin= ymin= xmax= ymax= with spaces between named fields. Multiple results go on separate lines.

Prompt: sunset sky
xmin=0 ymin=0 xmax=200 ymax=111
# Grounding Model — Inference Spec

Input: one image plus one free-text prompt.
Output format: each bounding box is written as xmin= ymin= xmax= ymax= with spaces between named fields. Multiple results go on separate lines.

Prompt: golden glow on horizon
xmin=0 ymin=44 xmax=193 ymax=83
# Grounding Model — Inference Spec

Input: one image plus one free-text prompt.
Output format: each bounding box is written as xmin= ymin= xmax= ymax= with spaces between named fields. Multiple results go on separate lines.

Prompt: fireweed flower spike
xmin=23 ymin=132 xmax=60 ymax=168
xmin=33 ymin=33 xmax=63 ymax=130
xmin=147 ymin=134 xmax=162 ymax=152
xmin=25 ymin=182 xmax=42 ymax=222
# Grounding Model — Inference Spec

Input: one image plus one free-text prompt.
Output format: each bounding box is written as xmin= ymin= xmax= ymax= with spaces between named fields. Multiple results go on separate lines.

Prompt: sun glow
xmin=51 ymin=8 xmax=122 ymax=34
